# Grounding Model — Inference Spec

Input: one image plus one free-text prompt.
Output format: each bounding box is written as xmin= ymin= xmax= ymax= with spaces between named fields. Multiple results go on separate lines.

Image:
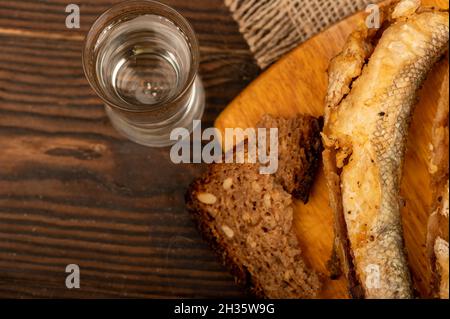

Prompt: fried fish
xmin=322 ymin=0 xmax=449 ymax=298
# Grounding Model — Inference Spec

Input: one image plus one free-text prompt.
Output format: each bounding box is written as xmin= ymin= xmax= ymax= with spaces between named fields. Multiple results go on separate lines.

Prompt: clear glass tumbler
xmin=83 ymin=0 xmax=205 ymax=147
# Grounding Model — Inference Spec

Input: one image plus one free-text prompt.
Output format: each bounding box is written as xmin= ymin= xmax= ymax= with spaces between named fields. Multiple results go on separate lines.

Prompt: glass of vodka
xmin=83 ymin=0 xmax=205 ymax=147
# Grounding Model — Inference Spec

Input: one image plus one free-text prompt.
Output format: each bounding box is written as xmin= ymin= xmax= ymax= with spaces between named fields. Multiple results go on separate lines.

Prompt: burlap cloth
xmin=225 ymin=0 xmax=380 ymax=68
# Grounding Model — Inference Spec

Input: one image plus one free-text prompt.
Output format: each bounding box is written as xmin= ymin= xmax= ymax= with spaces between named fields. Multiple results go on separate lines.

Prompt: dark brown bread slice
xmin=186 ymin=163 xmax=321 ymax=298
xmin=257 ymin=114 xmax=323 ymax=202
xmin=186 ymin=115 xmax=323 ymax=298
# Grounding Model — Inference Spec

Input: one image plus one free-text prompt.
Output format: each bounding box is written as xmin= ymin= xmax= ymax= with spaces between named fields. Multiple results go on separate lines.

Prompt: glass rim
xmin=82 ymin=0 xmax=200 ymax=114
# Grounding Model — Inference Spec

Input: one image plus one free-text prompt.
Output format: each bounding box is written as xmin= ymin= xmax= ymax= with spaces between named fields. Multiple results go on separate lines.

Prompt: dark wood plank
xmin=0 ymin=0 xmax=260 ymax=298
xmin=0 ymin=0 xmax=252 ymax=49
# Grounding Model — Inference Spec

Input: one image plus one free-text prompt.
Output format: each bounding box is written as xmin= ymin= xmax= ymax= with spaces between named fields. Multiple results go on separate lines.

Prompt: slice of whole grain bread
xmin=257 ymin=114 xmax=323 ymax=202
xmin=186 ymin=115 xmax=323 ymax=298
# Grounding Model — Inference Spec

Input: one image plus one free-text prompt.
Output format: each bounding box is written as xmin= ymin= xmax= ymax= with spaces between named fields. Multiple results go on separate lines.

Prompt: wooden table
xmin=0 ymin=0 xmax=260 ymax=298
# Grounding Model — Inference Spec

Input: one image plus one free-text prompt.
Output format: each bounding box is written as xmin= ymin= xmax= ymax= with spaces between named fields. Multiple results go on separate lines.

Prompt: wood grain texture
xmin=215 ymin=0 xmax=449 ymax=298
xmin=0 ymin=0 xmax=260 ymax=298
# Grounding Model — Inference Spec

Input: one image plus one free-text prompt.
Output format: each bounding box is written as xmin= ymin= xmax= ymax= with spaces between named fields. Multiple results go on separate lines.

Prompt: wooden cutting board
xmin=215 ymin=0 xmax=449 ymax=298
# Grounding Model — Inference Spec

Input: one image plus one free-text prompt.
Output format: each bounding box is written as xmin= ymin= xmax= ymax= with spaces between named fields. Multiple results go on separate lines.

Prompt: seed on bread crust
xmin=263 ymin=193 xmax=272 ymax=208
xmin=197 ymin=192 xmax=217 ymax=205
xmin=221 ymin=225 xmax=235 ymax=239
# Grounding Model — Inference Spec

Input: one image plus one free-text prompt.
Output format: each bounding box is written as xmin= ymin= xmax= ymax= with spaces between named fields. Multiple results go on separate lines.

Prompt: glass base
xmin=105 ymin=77 xmax=205 ymax=148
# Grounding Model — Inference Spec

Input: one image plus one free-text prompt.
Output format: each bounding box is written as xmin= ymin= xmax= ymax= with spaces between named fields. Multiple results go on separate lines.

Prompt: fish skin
xmin=323 ymin=1 xmax=449 ymax=299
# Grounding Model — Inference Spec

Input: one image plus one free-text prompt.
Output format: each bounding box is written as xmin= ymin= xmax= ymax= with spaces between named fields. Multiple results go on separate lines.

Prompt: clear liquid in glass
xmin=95 ymin=14 xmax=192 ymax=109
